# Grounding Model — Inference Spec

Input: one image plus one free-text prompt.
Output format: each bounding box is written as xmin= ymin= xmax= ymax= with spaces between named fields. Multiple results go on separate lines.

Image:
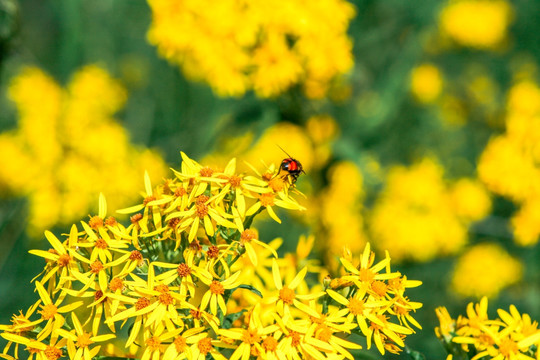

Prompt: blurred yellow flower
xmin=511 ymin=198 xmax=540 ymax=246
xmin=320 ymin=161 xmax=367 ymax=258
xmin=439 ymin=0 xmax=513 ymax=50
xmin=370 ymin=158 xmax=490 ymax=262
xmin=448 ymin=179 xmax=491 ymax=221
xmin=202 ymin=122 xmax=315 ymax=178
xmin=451 ymin=242 xmax=523 ymax=299
xmin=0 ymin=65 xmax=168 ymax=236
xmin=479 ymin=79 xmax=540 ymax=245
xmin=147 ymin=0 xmax=355 ymax=98
xmin=410 ymin=63 xmax=443 ymax=103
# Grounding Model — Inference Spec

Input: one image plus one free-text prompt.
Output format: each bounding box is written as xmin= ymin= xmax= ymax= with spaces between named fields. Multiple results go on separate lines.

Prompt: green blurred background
xmin=2 ymin=0 xmax=540 ymax=358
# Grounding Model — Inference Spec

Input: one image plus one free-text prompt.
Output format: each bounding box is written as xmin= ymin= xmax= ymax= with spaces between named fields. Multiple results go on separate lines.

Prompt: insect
xmin=278 ymin=146 xmax=305 ymax=184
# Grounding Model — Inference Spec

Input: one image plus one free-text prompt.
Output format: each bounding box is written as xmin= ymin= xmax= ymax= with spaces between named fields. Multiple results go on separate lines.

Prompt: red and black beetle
xmin=278 ymin=146 xmax=305 ymax=184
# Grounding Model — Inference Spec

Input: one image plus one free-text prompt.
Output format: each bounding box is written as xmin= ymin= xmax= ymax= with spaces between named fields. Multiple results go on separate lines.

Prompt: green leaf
xmin=235 ymin=284 xmax=263 ymax=298
xmin=222 ymin=309 xmax=247 ymax=329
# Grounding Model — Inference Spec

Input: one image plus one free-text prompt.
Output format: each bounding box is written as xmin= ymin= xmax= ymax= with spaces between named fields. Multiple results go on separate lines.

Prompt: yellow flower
xmin=448 ymin=179 xmax=491 ymax=221
xmin=218 ymin=304 xmax=280 ymax=360
xmin=410 ymin=63 xmax=443 ymax=103
xmin=437 ymin=297 xmax=540 ymax=360
xmin=0 ymin=66 xmax=168 ymax=235
xmin=139 ymin=324 xmax=184 ymax=360
xmin=267 ymin=259 xmax=324 ymax=317
xmin=320 ymin=161 xmax=367 ymax=259
xmin=147 ymin=0 xmax=355 ymax=98
xmin=511 ymin=198 xmax=540 ymax=246
xmin=451 ymin=243 xmax=523 ymax=299
xmin=370 ymin=158 xmax=483 ymax=262
xmin=0 ymin=332 xmax=67 ymax=360
xmin=56 ymin=313 xmax=115 ymax=360
xmin=200 ymin=271 xmax=243 ymax=316
xmin=34 ymin=281 xmax=83 ymax=341
xmin=439 ymin=0 xmax=513 ymax=50
xmin=154 ymin=250 xmax=213 ymax=297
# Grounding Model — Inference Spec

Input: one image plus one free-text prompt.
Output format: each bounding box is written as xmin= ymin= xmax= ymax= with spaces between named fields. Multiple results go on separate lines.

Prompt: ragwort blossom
xmin=147 ymin=0 xmax=355 ymax=98
xmin=0 ymin=152 xmax=422 ymax=360
xmin=436 ymin=297 xmax=540 ymax=360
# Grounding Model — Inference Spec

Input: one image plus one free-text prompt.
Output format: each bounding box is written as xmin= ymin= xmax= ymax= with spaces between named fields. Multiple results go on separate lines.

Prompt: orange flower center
xmin=196 ymin=203 xmax=209 ymax=218
xmin=259 ymin=193 xmax=275 ymax=207
xmin=146 ymin=336 xmax=161 ymax=350
xmin=175 ymin=187 xmax=187 ymax=197
xmin=206 ymin=246 xmax=219 ymax=259
xmin=95 ymin=238 xmax=108 ymax=249
xmin=262 ymin=337 xmax=278 ymax=352
xmin=196 ymin=195 xmax=209 ymax=204
xmin=268 ymin=177 xmax=285 ymax=192
xmin=371 ymin=281 xmax=388 ymax=297
xmin=200 ymin=167 xmax=214 ymax=177
xmin=39 ymin=304 xmax=58 ymax=320
xmin=135 ymin=297 xmax=150 ymax=310
xmin=90 ymin=260 xmax=104 ymax=274
xmin=154 ymin=284 xmax=169 ymax=293
xmin=240 ymin=229 xmax=257 ymax=243
xmin=105 ymin=216 xmax=117 ymax=226
xmin=279 ymin=286 xmax=295 ymax=305
xmin=190 ymin=308 xmax=202 ymax=319
xmin=229 ymin=175 xmax=242 ymax=188
xmin=348 ymin=298 xmax=365 ymax=315
xmin=168 ymin=217 xmax=180 ymax=229
xmin=242 ymin=329 xmax=261 ymax=344
xmin=44 ymin=345 xmax=62 ymax=360
xmin=174 ymin=336 xmax=187 ymax=352
xmin=76 ymin=333 xmax=93 ymax=348
xmin=198 ymin=338 xmax=213 ymax=355
xmin=210 ymin=281 xmax=224 ymax=295
xmin=129 ymin=250 xmax=143 ymax=262
xmin=57 ymin=254 xmax=71 ymax=267
xmin=289 ymin=331 xmax=301 ymax=347
xmin=143 ymin=195 xmax=156 ymax=206
xmin=316 ymin=325 xmax=333 ymax=343
xmin=359 ymin=268 xmax=375 ymax=282
xmin=88 ymin=216 xmax=103 ymax=229
xmin=499 ymin=337 xmax=519 ymax=357
xmin=159 ymin=292 xmax=174 ymax=306
xmin=177 ymin=263 xmax=192 ymax=277
xmin=109 ymin=278 xmax=124 ymax=292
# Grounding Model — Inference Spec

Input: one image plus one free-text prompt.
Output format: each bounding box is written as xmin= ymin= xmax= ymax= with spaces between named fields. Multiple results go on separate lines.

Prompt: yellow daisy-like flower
xmin=0 ymin=332 xmax=67 ymax=360
xmin=218 ymin=304 xmax=280 ymax=360
xmin=33 ymin=281 xmax=83 ymax=341
xmin=200 ymin=271 xmax=243 ymax=316
xmin=56 ymin=313 xmax=115 ymax=360
xmin=267 ymin=259 xmax=324 ymax=317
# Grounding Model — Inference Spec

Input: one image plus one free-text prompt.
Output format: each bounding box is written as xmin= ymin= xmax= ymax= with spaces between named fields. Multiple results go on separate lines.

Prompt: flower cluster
xmin=451 ymin=242 xmax=523 ymax=299
xmin=438 ymin=0 xmax=513 ymax=50
xmin=478 ymin=78 xmax=540 ymax=246
xmin=0 ymin=152 xmax=422 ymax=360
xmin=436 ymin=297 xmax=540 ymax=359
xmin=370 ymin=157 xmax=491 ymax=262
xmin=146 ymin=0 xmax=355 ymax=98
xmin=0 ymin=65 xmax=167 ymax=235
